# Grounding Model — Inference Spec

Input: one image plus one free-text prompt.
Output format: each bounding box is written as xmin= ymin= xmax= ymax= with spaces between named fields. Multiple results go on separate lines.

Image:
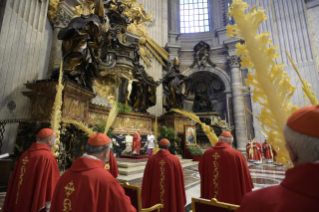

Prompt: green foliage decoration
xmin=187 ymin=145 xmax=203 ymax=156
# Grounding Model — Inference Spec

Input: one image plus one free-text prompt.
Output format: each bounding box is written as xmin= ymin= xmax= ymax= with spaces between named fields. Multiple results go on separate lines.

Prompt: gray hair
xmin=85 ymin=142 xmax=112 ymax=154
xmin=36 ymin=134 xmax=54 ymax=142
xmin=218 ymin=136 xmax=233 ymax=144
xmin=159 ymin=143 xmax=170 ymax=150
xmin=283 ymin=124 xmax=319 ymax=163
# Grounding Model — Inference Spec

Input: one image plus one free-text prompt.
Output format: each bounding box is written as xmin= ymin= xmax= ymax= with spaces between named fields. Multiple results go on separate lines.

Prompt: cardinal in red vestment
xmin=50 ymin=133 xmax=136 ymax=212
xmin=237 ymin=105 xmax=319 ymax=211
xmin=3 ymin=128 xmax=60 ymax=212
xmin=141 ymin=138 xmax=186 ymax=212
xmin=106 ymin=150 xmax=119 ymax=178
xmin=262 ymin=140 xmax=277 ymax=163
xmin=252 ymin=139 xmax=262 ymax=164
xmin=199 ymin=131 xmax=253 ymax=205
xmin=132 ymin=129 xmax=141 ymax=154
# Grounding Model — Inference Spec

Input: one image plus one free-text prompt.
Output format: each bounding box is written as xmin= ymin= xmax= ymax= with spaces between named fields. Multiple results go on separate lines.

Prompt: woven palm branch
xmin=50 ymin=61 xmax=64 ymax=157
xmin=62 ymin=118 xmax=95 ymax=137
xmin=104 ymin=101 xmax=119 ymax=135
xmin=170 ymin=109 xmax=219 ymax=146
xmin=152 ymin=116 xmax=159 ymax=154
xmin=285 ymin=49 xmax=318 ymax=105
xmin=226 ymin=0 xmax=301 ymax=167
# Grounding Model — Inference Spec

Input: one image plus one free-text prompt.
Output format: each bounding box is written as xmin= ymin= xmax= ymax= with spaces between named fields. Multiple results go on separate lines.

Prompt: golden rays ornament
xmin=226 ymin=0 xmax=301 ymax=167
xmin=50 ymin=61 xmax=64 ymax=157
xmin=170 ymin=109 xmax=219 ymax=146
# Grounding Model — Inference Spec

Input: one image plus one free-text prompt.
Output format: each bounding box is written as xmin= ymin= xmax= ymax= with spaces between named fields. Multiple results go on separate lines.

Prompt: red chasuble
xmin=252 ymin=142 xmax=262 ymax=162
xmin=262 ymin=142 xmax=276 ymax=160
xmin=199 ymin=142 xmax=253 ymax=205
xmin=50 ymin=157 xmax=136 ymax=212
xmin=141 ymin=150 xmax=186 ymax=212
xmin=132 ymin=132 xmax=141 ymax=153
xmin=3 ymin=143 xmax=60 ymax=212
xmin=107 ymin=151 xmax=119 ymax=178
xmin=237 ymin=163 xmax=319 ymax=212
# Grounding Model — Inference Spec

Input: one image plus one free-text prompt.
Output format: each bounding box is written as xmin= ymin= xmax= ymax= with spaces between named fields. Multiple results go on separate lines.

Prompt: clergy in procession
xmin=141 ymin=138 xmax=186 ymax=212
xmin=262 ymin=140 xmax=277 ymax=163
xmin=252 ymin=139 xmax=262 ymax=164
xmin=199 ymin=131 xmax=253 ymax=205
xmin=50 ymin=133 xmax=136 ymax=212
xmin=132 ymin=129 xmax=142 ymax=154
xmin=106 ymin=150 xmax=119 ymax=178
xmin=237 ymin=105 xmax=319 ymax=211
xmin=3 ymin=128 xmax=60 ymax=212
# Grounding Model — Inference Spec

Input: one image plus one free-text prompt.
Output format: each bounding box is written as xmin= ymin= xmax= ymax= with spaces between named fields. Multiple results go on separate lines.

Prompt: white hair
xmin=85 ymin=142 xmax=112 ymax=154
xmin=218 ymin=136 xmax=233 ymax=144
xmin=283 ymin=124 xmax=319 ymax=163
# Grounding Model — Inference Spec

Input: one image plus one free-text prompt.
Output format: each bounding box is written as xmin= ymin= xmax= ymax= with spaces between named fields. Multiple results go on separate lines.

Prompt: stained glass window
xmin=180 ymin=0 xmax=210 ymax=33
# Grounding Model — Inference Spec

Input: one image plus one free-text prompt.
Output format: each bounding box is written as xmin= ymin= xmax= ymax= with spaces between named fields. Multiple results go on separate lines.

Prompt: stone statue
xmin=162 ymin=58 xmax=188 ymax=112
xmin=120 ymin=73 xmax=138 ymax=107
xmin=193 ymin=93 xmax=214 ymax=112
xmin=56 ymin=0 xmax=106 ymax=89
xmin=130 ymin=65 xmax=159 ymax=113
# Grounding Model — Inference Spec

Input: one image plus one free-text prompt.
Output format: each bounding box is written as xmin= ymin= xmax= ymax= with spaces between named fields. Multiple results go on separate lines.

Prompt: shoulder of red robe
xmin=287 ymin=105 xmax=319 ymax=138
xmin=220 ymin=131 xmax=233 ymax=138
xmin=88 ymin=133 xmax=111 ymax=146
xmin=159 ymin=138 xmax=170 ymax=146
xmin=37 ymin=128 xmax=54 ymax=138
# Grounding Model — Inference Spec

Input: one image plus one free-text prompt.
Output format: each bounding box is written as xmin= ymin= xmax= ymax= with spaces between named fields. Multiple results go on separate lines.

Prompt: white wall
xmin=0 ymin=0 xmax=52 ymax=154
xmin=245 ymin=0 xmax=319 ymax=143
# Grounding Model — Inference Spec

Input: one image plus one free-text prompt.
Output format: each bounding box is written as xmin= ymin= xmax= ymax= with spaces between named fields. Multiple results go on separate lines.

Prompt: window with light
xmin=180 ymin=0 xmax=210 ymax=33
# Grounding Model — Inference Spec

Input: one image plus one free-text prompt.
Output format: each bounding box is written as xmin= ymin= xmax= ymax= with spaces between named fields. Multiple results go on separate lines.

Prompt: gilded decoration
xmin=88 ymin=112 xmax=108 ymax=125
xmin=63 ymin=180 xmax=75 ymax=212
xmin=47 ymin=0 xmax=59 ymax=24
xmin=159 ymin=159 xmax=166 ymax=208
xmin=16 ymin=156 xmax=29 ymax=204
xmin=94 ymin=75 xmax=122 ymax=104
xmin=64 ymin=97 xmax=85 ymax=118
xmin=73 ymin=0 xmax=95 ymax=18
xmin=122 ymin=0 xmax=169 ymax=67
xmin=31 ymin=96 xmax=55 ymax=121
xmin=175 ymin=118 xmax=191 ymax=133
xmin=212 ymin=152 xmax=220 ymax=199
xmin=121 ymin=117 xmax=136 ymax=128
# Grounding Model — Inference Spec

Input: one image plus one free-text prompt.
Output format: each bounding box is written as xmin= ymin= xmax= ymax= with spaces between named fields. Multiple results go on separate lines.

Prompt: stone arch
xmin=182 ymin=67 xmax=231 ymax=92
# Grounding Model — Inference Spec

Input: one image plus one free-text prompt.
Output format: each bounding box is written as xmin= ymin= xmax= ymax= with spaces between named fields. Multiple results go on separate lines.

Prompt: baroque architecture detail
xmin=190 ymin=41 xmax=216 ymax=69
xmin=227 ymin=55 xmax=241 ymax=68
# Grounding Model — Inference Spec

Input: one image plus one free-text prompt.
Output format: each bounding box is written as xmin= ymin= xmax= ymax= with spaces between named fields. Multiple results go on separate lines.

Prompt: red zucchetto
xmin=159 ymin=138 xmax=170 ymax=146
xmin=287 ymin=105 xmax=319 ymax=138
xmin=220 ymin=131 xmax=233 ymax=138
xmin=88 ymin=133 xmax=111 ymax=146
xmin=37 ymin=128 xmax=54 ymax=138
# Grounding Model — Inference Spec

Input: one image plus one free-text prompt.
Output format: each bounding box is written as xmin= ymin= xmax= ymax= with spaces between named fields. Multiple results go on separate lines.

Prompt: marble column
xmin=47 ymin=2 xmax=75 ymax=78
xmin=227 ymin=55 xmax=247 ymax=152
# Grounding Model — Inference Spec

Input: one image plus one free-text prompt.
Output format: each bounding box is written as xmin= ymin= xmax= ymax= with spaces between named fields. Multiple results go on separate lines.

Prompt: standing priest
xmin=141 ymin=138 xmax=186 ymax=212
xmin=132 ymin=129 xmax=142 ymax=154
xmin=199 ymin=131 xmax=253 ymax=205
xmin=3 ymin=128 xmax=60 ymax=212
xmin=50 ymin=133 xmax=136 ymax=212
xmin=262 ymin=140 xmax=277 ymax=163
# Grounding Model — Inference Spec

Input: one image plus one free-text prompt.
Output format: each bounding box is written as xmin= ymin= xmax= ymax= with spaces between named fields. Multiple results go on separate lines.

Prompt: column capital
xmin=54 ymin=2 xmax=75 ymax=28
xmin=227 ymin=55 xmax=241 ymax=68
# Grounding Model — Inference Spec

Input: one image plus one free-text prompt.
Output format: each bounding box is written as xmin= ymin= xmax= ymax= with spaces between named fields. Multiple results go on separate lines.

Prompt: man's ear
xmin=104 ymin=148 xmax=111 ymax=158
xmin=285 ymin=143 xmax=297 ymax=165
